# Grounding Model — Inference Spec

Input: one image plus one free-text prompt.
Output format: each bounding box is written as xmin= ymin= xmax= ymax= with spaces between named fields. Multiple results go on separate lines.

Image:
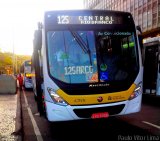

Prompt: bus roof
xmin=44 ymin=9 xmax=132 ymax=15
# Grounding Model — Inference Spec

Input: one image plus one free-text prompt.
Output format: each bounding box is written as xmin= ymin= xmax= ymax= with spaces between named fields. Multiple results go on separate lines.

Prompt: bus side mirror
xmin=138 ymin=35 xmax=143 ymax=50
xmin=136 ymin=26 xmax=144 ymax=64
xmin=33 ymin=30 xmax=42 ymax=50
xmin=136 ymin=25 xmax=142 ymax=34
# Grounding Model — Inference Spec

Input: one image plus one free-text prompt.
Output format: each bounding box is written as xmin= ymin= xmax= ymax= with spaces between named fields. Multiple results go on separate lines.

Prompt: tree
xmin=0 ymin=51 xmax=31 ymax=74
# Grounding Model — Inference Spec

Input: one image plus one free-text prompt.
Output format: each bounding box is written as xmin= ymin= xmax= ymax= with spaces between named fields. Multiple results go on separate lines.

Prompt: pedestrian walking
xmin=17 ymin=74 xmax=23 ymax=90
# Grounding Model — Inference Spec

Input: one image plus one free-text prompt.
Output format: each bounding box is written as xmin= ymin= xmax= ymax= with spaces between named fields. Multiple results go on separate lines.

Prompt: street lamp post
xmin=12 ymin=24 xmax=15 ymax=75
xmin=12 ymin=41 xmax=15 ymax=74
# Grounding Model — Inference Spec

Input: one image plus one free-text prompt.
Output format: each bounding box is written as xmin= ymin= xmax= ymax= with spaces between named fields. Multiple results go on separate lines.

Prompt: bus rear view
xmin=20 ymin=60 xmax=33 ymax=89
xmin=32 ymin=10 xmax=143 ymax=122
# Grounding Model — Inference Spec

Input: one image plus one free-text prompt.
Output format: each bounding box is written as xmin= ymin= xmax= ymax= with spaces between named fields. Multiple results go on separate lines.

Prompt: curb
xmin=11 ymin=89 xmax=23 ymax=141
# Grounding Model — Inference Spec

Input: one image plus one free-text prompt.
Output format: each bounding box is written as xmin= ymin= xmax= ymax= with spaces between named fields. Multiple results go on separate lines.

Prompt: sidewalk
xmin=13 ymin=88 xmax=22 ymax=141
xmin=0 ymin=89 xmax=22 ymax=141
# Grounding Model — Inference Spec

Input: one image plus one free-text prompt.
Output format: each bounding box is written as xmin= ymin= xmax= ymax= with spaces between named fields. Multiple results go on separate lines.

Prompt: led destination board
xmin=45 ymin=10 xmax=133 ymax=26
xmin=46 ymin=12 xmax=126 ymax=25
xmin=57 ymin=15 xmax=123 ymax=25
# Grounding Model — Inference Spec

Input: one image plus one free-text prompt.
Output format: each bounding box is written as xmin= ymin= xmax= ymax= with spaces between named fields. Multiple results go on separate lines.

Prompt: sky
xmin=0 ymin=0 xmax=84 ymax=55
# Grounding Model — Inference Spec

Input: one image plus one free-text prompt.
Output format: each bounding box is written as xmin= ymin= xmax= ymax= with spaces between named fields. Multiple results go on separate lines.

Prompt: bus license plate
xmin=91 ymin=112 xmax=109 ymax=119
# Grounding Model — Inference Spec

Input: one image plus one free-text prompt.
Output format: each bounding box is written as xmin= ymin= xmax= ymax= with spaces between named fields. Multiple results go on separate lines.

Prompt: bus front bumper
xmin=45 ymin=95 xmax=142 ymax=122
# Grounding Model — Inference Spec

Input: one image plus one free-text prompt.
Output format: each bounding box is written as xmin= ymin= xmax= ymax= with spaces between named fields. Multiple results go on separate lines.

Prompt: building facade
xmin=84 ymin=0 xmax=160 ymax=38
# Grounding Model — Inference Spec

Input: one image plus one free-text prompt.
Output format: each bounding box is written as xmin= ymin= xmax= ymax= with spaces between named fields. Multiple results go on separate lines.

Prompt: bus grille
xmin=73 ymin=104 xmax=125 ymax=118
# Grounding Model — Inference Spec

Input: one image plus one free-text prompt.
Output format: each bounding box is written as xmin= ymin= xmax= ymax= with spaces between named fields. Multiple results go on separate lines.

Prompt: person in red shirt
xmin=17 ymin=74 xmax=23 ymax=90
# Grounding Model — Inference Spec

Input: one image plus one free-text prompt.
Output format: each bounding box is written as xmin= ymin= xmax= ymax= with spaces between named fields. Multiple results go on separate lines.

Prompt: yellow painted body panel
xmin=56 ymin=84 xmax=136 ymax=105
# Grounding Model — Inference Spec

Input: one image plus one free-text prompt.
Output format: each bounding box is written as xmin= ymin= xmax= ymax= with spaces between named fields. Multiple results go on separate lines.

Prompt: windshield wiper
xmin=70 ymin=30 xmax=92 ymax=65
xmin=70 ymin=31 xmax=87 ymax=53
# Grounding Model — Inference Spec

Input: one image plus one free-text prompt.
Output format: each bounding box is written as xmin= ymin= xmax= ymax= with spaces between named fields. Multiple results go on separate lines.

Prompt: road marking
xmin=142 ymin=121 xmax=160 ymax=130
xmin=23 ymin=90 xmax=43 ymax=141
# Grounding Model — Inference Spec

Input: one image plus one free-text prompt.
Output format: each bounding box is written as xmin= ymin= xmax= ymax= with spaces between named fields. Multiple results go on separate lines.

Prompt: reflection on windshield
xmin=95 ymin=31 xmax=138 ymax=81
xmin=69 ymin=31 xmax=92 ymax=65
xmin=47 ymin=31 xmax=98 ymax=83
xmin=47 ymin=30 xmax=138 ymax=84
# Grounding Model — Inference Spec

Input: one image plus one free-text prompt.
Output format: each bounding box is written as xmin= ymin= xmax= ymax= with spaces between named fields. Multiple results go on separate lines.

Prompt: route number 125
xmin=57 ymin=16 xmax=70 ymax=24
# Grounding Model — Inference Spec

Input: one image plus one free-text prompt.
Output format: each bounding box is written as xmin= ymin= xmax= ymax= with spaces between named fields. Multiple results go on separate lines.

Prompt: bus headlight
xmin=47 ymin=88 xmax=68 ymax=106
xmin=129 ymin=83 xmax=142 ymax=100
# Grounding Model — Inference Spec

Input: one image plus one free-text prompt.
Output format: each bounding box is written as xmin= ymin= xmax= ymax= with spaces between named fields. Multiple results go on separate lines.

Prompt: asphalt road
xmin=20 ymin=89 xmax=160 ymax=141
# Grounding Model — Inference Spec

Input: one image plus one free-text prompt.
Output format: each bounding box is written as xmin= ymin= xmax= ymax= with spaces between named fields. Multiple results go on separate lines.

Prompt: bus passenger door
xmin=143 ymin=44 xmax=159 ymax=95
xmin=156 ymin=45 xmax=160 ymax=96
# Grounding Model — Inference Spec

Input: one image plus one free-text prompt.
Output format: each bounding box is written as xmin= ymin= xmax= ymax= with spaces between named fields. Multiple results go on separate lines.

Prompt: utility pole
xmin=15 ymin=55 xmax=17 ymax=74
xmin=12 ymin=41 xmax=15 ymax=74
xmin=12 ymin=25 xmax=15 ymax=75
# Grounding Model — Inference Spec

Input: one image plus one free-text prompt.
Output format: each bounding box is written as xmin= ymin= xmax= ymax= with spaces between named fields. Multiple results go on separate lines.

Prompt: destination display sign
xmin=45 ymin=11 xmax=127 ymax=25
xmin=56 ymin=15 xmax=123 ymax=25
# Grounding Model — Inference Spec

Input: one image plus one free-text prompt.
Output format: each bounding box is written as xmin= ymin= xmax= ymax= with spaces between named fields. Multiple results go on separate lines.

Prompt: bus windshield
xmin=47 ymin=29 xmax=139 ymax=84
xmin=24 ymin=61 xmax=31 ymax=73
xmin=25 ymin=61 xmax=31 ymax=66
